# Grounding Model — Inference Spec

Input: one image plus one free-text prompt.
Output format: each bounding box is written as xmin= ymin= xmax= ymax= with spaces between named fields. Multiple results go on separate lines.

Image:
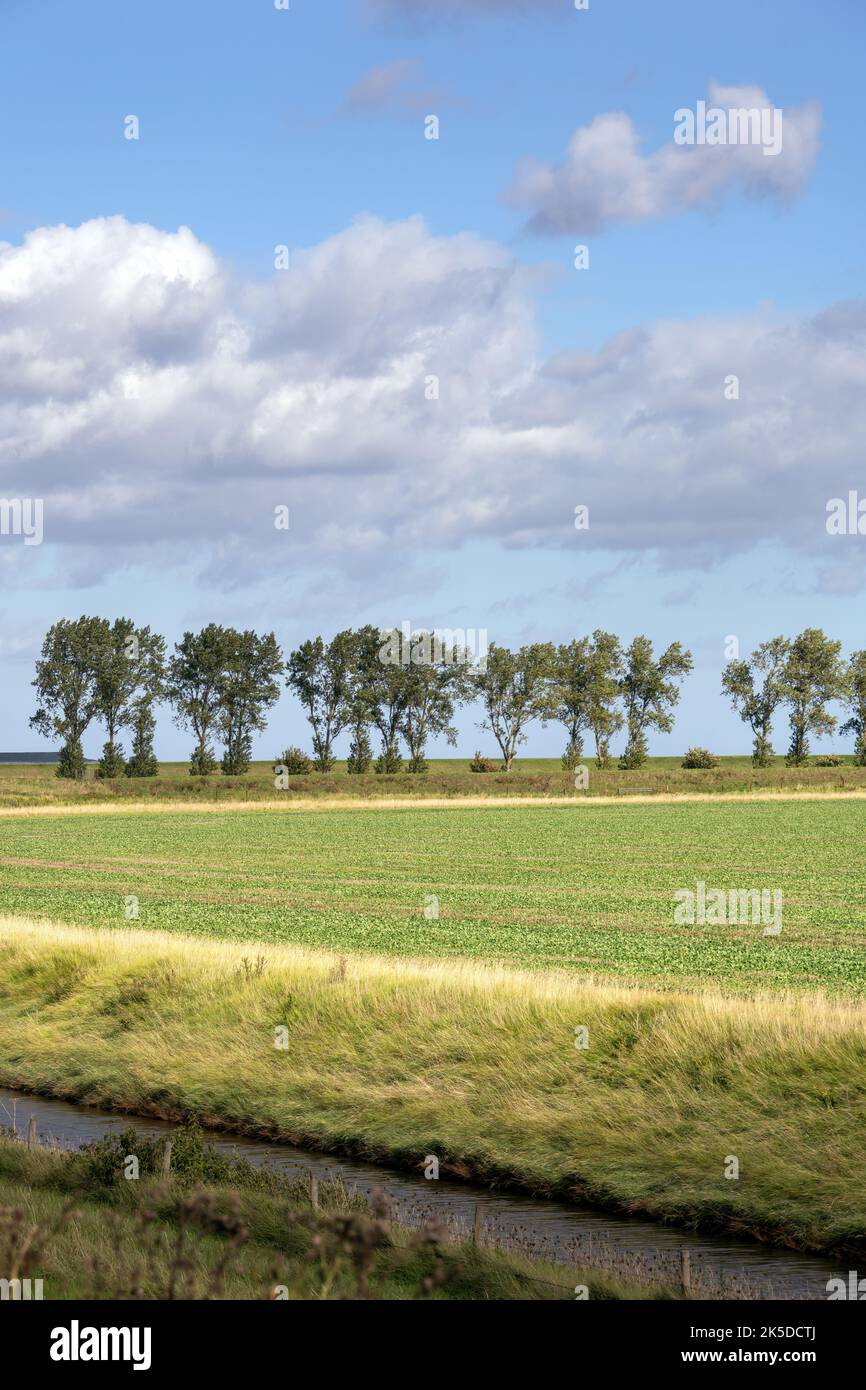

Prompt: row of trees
xmin=33 ymin=619 xmax=864 ymax=778
xmin=721 ymin=628 xmax=866 ymax=766
xmin=30 ymin=619 xmax=696 ymax=778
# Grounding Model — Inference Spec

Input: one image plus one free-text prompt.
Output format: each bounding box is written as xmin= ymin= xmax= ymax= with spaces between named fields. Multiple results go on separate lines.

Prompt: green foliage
xmin=561 ymin=741 xmax=582 ymax=770
xmin=217 ymin=630 xmax=283 ymax=776
xmin=781 ymin=629 xmax=845 ymax=767
xmin=30 ymin=616 xmax=108 ymax=778
xmin=681 ymin=747 xmax=719 ymax=769
xmin=721 ymin=637 xmax=788 ymax=767
xmin=398 ymin=633 xmax=468 ymax=772
xmin=469 ymin=750 xmax=495 ymax=772
xmin=56 ymin=740 xmax=86 ymax=781
xmin=471 ymin=642 xmax=555 ymax=771
xmin=286 ymin=631 xmax=356 ymax=772
xmin=346 ymin=727 xmax=373 ymax=774
xmin=619 ymin=730 xmax=649 ymax=770
xmin=166 ymin=625 xmax=227 ymax=776
xmin=841 ymin=650 xmax=866 ymax=766
xmin=618 ymin=636 xmax=692 ymax=769
xmin=374 ymin=745 xmax=403 ymax=774
xmin=125 ymin=704 xmax=159 ymax=777
xmin=277 ymin=747 xmax=312 ymax=775
xmin=96 ymin=739 xmax=126 ymax=779
xmin=550 ymin=632 xmax=624 ymax=768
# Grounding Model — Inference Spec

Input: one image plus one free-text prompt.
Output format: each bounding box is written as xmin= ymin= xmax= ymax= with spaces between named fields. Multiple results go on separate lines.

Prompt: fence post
xmin=681 ymin=1247 xmax=691 ymax=1294
xmin=161 ymin=1139 xmax=172 ymax=1179
xmin=309 ymin=1171 xmax=319 ymax=1210
xmin=27 ymin=1116 xmax=37 ymax=1149
xmin=473 ymin=1205 xmax=483 ymax=1245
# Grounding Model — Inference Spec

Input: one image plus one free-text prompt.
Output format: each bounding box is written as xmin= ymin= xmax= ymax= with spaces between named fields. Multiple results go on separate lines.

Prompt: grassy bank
xmin=0 ymin=917 xmax=864 ymax=1257
xmin=1 ymin=755 xmax=864 ymax=809
xmin=0 ymin=1126 xmax=651 ymax=1300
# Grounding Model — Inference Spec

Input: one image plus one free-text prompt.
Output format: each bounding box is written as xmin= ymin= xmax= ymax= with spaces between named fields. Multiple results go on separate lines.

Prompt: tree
xmin=399 ymin=635 xmax=469 ymax=772
xmin=93 ymin=617 xmax=138 ymax=778
xmin=346 ymin=727 xmax=373 ymax=773
xmin=30 ymin=616 xmax=106 ymax=779
xmin=720 ymin=637 xmax=789 ymax=767
xmin=166 ymin=625 xmax=229 ymax=776
xmin=551 ymin=631 xmax=624 ymax=769
xmin=618 ymin=636 xmax=692 ymax=769
xmin=124 ymin=626 xmax=167 ymax=778
xmin=343 ymin=625 xmax=382 ymax=775
xmin=286 ymin=631 xmax=355 ymax=772
xmin=841 ymin=650 xmax=866 ymax=766
xmin=124 ymin=705 xmax=159 ymax=778
xmin=550 ymin=637 xmax=592 ymax=767
xmin=354 ymin=627 xmax=414 ymax=773
xmin=471 ymin=642 xmax=555 ymax=771
xmin=781 ymin=628 xmax=845 ymax=766
xmin=217 ymin=629 xmax=284 ymax=776
xmin=585 ymin=630 xmax=625 ymax=768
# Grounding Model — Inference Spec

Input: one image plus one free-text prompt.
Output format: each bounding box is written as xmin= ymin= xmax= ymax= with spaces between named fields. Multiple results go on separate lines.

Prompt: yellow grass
xmin=1 ymin=914 xmax=865 ymax=1255
xmin=3 ymin=788 xmax=866 ymax=819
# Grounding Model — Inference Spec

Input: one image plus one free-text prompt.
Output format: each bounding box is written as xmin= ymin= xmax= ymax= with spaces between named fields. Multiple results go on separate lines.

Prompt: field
xmin=1 ymin=754 xmax=865 ymax=809
xmin=0 ymin=798 xmax=864 ymax=992
xmin=2 ymin=779 xmax=865 ymax=1271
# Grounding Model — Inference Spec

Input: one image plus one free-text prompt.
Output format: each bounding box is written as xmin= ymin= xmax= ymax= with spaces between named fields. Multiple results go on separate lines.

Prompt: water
xmin=0 ymin=1086 xmax=844 ymax=1300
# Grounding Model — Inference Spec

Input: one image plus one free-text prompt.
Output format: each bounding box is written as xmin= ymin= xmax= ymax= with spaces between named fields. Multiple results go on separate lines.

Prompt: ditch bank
xmin=1 ymin=916 xmax=864 ymax=1274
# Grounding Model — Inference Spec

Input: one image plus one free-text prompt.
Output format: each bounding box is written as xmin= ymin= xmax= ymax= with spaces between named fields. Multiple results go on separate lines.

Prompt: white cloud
xmin=503 ymin=83 xmax=822 ymax=234
xmin=0 ymin=213 xmax=863 ymax=595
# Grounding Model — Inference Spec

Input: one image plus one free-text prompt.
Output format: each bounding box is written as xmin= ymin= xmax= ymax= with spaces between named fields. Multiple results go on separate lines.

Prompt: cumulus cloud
xmin=503 ymin=82 xmax=822 ymax=234
xmin=0 ymin=213 xmax=862 ymax=594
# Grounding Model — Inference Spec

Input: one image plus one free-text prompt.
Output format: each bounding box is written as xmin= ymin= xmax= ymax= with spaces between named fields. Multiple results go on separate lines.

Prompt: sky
xmin=1 ymin=0 xmax=864 ymax=760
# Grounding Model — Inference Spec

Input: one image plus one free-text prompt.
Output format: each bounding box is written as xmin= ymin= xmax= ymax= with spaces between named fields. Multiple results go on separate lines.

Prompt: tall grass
xmin=1 ymin=756 xmax=864 ymax=810
xmin=0 ymin=916 xmax=864 ymax=1255
xmin=1 ymin=1129 xmax=653 ymax=1300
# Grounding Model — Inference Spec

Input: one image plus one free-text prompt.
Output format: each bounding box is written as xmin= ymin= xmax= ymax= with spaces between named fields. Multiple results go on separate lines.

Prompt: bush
xmin=681 ymin=747 xmax=720 ymax=769
xmin=814 ymin=755 xmax=844 ymax=767
xmin=560 ymin=741 xmax=583 ymax=771
xmin=346 ymin=729 xmax=373 ymax=775
xmin=469 ymin=751 xmax=495 ymax=773
xmin=96 ymin=741 xmax=125 ymax=779
xmin=56 ymin=740 xmax=86 ymax=781
xmin=374 ymin=745 xmax=403 ymax=774
xmin=276 ymin=747 xmax=311 ymax=775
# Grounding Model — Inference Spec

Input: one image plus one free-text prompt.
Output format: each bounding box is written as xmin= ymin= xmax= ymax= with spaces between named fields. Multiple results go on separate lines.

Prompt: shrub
xmin=56 ymin=741 xmax=86 ymax=780
xmin=469 ymin=751 xmax=495 ymax=773
xmin=374 ymin=746 xmax=403 ymax=774
xmin=814 ymin=755 xmax=844 ymax=767
xmin=681 ymin=747 xmax=720 ymax=769
xmin=276 ymin=747 xmax=311 ymax=775
xmin=346 ymin=729 xmax=372 ymax=775
xmin=561 ymin=741 xmax=582 ymax=771
xmin=96 ymin=741 xmax=125 ymax=779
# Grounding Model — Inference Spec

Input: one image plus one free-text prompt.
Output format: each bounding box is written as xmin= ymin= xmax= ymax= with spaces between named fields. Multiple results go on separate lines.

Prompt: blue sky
xmin=1 ymin=0 xmax=864 ymax=759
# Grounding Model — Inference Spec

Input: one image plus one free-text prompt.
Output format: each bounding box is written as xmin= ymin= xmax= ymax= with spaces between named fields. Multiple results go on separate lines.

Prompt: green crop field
xmin=1 ymin=798 xmax=864 ymax=992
